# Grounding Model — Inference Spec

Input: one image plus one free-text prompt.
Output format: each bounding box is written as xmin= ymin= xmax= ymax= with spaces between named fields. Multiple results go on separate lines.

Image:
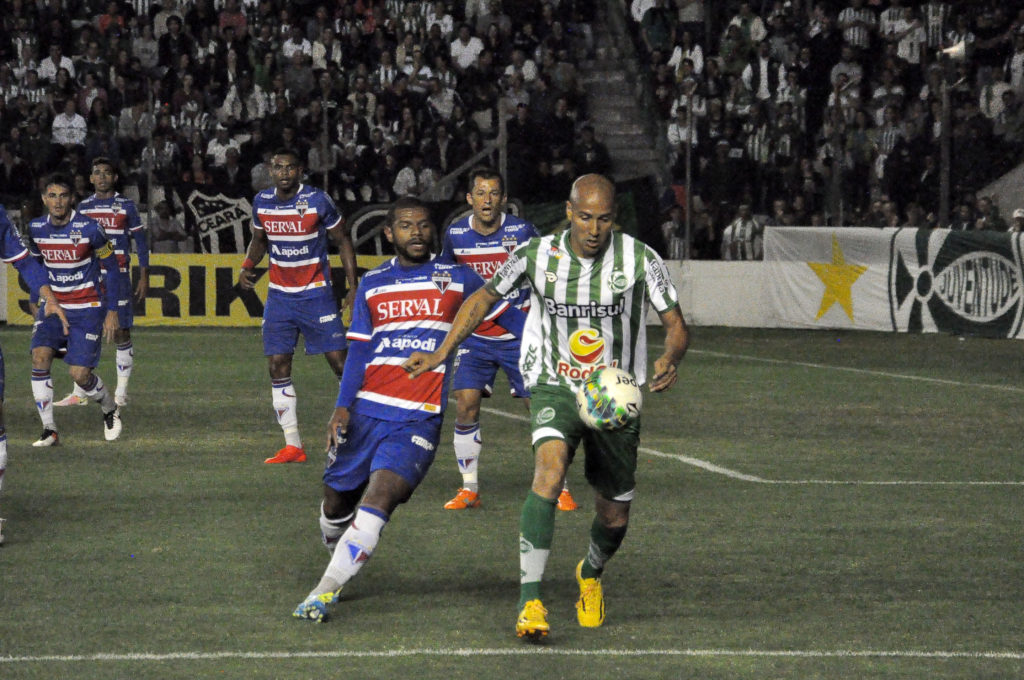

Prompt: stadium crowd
xmin=0 ymin=0 xmax=596 ymax=252
xmin=631 ymin=0 xmax=1024 ymax=259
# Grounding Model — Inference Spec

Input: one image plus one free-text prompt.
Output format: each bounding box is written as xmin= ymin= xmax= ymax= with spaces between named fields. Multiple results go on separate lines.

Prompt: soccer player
xmin=27 ymin=174 xmax=127 ymax=447
xmin=292 ymin=196 xmax=524 ymax=622
xmin=404 ymin=174 xmax=689 ymax=639
xmin=56 ymin=157 xmax=149 ymax=408
xmin=438 ymin=167 xmax=577 ymax=511
xmin=0 ymin=203 xmax=68 ymax=545
xmin=239 ymin=148 xmax=358 ymax=464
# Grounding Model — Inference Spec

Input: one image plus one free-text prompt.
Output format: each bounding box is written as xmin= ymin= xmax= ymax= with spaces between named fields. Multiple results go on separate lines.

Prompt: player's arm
xmin=403 ymin=284 xmax=504 ymax=378
xmin=130 ymin=212 xmax=150 ymax=301
xmin=95 ymin=238 xmax=125 ymax=343
xmin=10 ymin=254 xmax=69 ymax=335
xmin=327 ymin=337 xmax=371 ymax=448
xmin=239 ymin=227 xmax=268 ymax=289
xmin=650 ymin=306 xmax=689 ymax=393
xmin=327 ymin=222 xmax=358 ymax=312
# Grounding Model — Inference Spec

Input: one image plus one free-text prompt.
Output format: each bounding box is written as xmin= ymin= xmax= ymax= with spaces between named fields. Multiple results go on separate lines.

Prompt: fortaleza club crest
xmin=889 ymin=230 xmax=1024 ymax=336
xmin=431 ymin=269 xmax=452 ymax=294
xmin=502 ymin=236 xmax=518 ymax=254
xmin=295 ymin=197 xmax=309 ymax=218
xmin=69 ymin=229 xmax=82 ymax=246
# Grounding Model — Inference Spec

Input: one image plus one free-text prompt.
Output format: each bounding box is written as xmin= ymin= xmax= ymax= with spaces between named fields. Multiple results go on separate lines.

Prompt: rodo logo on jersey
xmin=557 ymin=328 xmax=617 ymax=381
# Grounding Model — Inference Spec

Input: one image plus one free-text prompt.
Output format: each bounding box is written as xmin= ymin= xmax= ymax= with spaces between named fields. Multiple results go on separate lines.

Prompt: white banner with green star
xmin=763 ymin=227 xmax=1024 ymax=338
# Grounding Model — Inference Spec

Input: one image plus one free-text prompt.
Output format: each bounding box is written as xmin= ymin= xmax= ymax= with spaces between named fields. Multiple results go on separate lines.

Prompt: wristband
xmin=241 ymin=257 xmax=256 ymax=270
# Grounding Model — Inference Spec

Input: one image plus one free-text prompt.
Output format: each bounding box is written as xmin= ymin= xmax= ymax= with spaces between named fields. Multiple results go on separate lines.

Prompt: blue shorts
xmin=262 ymin=292 xmax=347 ymax=356
xmin=115 ymin=290 xmax=133 ymax=329
xmin=451 ymin=339 xmax=529 ymax=398
xmin=31 ymin=306 xmax=106 ymax=368
xmin=323 ymin=413 xmax=443 ymax=493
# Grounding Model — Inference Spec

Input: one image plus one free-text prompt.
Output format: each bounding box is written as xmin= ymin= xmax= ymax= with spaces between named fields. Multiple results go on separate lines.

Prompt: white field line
xmin=477 ymin=345 xmax=1024 ymax=488
xmin=689 ymin=348 xmax=1024 ymax=393
xmin=3 ymin=648 xmax=1024 ymax=663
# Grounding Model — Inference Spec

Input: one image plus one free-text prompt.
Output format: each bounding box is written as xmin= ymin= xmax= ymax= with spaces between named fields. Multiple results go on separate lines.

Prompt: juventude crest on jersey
xmin=295 ymin=198 xmax=309 ymax=218
xmin=431 ymin=269 xmax=452 ymax=294
xmin=608 ymin=270 xmax=629 ymax=292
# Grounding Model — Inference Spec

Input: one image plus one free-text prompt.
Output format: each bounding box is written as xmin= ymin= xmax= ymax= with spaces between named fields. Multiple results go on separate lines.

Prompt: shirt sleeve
xmin=92 ymin=224 xmax=125 ymax=310
xmin=320 ymin=191 xmax=344 ymax=230
xmin=127 ymin=201 xmax=150 ymax=268
xmin=485 ymin=246 xmax=528 ymax=298
xmin=643 ymin=247 xmax=679 ymax=313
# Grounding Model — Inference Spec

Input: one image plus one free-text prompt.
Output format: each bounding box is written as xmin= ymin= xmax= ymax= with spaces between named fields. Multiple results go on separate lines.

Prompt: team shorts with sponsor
xmin=451 ymin=339 xmax=529 ymax=398
xmin=262 ymin=291 xmax=348 ymax=356
xmin=529 ymin=384 xmax=641 ymax=502
xmin=115 ymin=282 xmax=134 ymax=329
xmin=323 ymin=412 xmax=443 ymax=493
xmin=31 ymin=306 xmax=107 ymax=368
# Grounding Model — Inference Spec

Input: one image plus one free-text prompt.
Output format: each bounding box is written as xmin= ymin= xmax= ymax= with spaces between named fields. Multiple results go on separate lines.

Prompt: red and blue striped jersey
xmin=440 ymin=212 xmax=537 ymax=343
xmin=251 ymin=184 xmax=343 ymax=298
xmin=77 ymin=193 xmax=148 ymax=271
xmin=342 ymin=256 xmax=509 ymax=421
xmin=26 ymin=211 xmax=121 ymax=310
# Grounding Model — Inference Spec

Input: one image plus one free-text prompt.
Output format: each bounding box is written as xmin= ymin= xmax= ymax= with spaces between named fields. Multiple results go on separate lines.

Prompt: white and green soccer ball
xmin=575 ymin=367 xmax=643 ymax=431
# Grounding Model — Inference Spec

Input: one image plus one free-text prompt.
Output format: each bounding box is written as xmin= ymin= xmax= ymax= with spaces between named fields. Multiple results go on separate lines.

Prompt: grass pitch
xmin=0 ymin=326 xmax=1022 ymax=679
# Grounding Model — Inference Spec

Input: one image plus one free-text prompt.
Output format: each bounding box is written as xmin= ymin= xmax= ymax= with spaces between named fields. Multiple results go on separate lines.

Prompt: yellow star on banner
xmin=807 ymin=234 xmax=868 ymax=321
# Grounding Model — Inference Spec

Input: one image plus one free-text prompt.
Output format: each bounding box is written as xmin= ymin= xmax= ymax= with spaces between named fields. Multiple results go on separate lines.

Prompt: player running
xmin=27 ymin=173 xmax=127 ymax=447
xmin=0 ymin=203 xmax=68 ymax=545
xmin=57 ymin=157 xmax=149 ymax=408
xmin=240 ymin=148 xmax=359 ymax=464
xmin=292 ymin=197 xmax=524 ymax=622
xmin=404 ymin=174 xmax=689 ymax=640
xmin=438 ymin=167 xmax=577 ymax=512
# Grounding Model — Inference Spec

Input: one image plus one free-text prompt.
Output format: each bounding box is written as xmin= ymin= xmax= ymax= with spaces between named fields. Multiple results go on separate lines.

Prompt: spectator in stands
xmin=150 ymin=200 xmax=193 ymax=254
xmin=392 ymin=151 xmax=438 ymax=197
xmin=974 ymin=196 xmax=1007 ymax=231
xmin=572 ymin=124 xmax=611 ymax=176
xmin=51 ymin=97 xmax=87 ymax=151
xmin=450 ymin=24 xmax=485 ymax=72
xmin=721 ymin=203 xmax=763 ymax=260
xmin=38 ymin=43 xmax=75 ymax=84
xmin=640 ymin=0 xmax=676 ymax=60
xmin=206 ymin=124 xmax=241 ymax=167
xmin=1010 ymin=208 xmax=1024 ymax=233
xmin=728 ymin=2 xmax=767 ymax=45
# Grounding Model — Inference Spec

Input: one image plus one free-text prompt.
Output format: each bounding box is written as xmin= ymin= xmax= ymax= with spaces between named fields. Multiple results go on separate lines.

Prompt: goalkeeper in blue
xmin=405 ymin=174 xmax=689 ymax=639
xmin=292 ymin=197 xmax=524 ymax=622
xmin=0 ymin=203 xmax=69 ymax=545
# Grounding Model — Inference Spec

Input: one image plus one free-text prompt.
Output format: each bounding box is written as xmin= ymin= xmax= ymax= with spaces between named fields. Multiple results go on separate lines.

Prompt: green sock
xmin=580 ymin=518 xmax=628 ymax=580
xmin=518 ymin=490 xmax=557 ymax=608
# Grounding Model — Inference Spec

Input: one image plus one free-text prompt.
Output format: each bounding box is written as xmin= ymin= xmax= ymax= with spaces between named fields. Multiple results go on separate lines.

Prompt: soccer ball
xmin=575 ymin=367 xmax=642 ymax=431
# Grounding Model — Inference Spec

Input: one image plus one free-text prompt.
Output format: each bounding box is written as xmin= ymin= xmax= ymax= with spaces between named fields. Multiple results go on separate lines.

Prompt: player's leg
xmin=319 ymin=481 xmax=366 ymax=553
xmin=447 ymin=387 xmax=483 ymax=507
xmin=295 ymin=416 xmax=439 ymax=621
xmin=0 ymin=347 xmax=6 ymax=544
xmin=264 ymin=352 xmax=305 ymax=462
xmin=445 ymin=346 xmax=496 ymax=509
xmin=30 ymin=313 xmax=61 ymax=446
xmin=70 ymin=364 xmax=121 ymax=441
xmin=573 ymin=421 xmax=641 ymax=627
xmin=113 ymin=322 xmax=133 ymax=406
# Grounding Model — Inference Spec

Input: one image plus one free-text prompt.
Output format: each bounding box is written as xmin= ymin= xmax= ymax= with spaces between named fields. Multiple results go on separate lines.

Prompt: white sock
xmin=453 ymin=422 xmax=481 ymax=491
xmin=313 ymin=507 xmax=388 ymax=596
xmin=271 ymin=378 xmax=301 ymax=448
xmin=115 ymin=342 xmax=133 ymax=396
xmin=82 ymin=374 xmax=116 ymax=413
xmin=73 ymin=383 xmax=87 ymax=399
xmin=319 ymin=500 xmax=354 ymax=553
xmin=31 ymin=369 xmax=55 ymax=429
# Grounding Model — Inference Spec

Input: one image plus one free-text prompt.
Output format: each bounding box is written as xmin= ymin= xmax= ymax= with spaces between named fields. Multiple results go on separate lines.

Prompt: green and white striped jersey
xmin=487 ymin=229 xmax=679 ymax=390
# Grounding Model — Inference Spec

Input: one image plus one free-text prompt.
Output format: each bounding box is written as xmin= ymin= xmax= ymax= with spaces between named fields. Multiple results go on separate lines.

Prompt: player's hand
xmin=340 ymin=287 xmax=356 ymax=313
xmin=102 ymin=310 xmax=118 ymax=343
xmin=238 ymin=268 xmax=257 ymax=290
xmin=403 ymin=351 xmax=443 ymax=379
xmin=649 ymin=356 xmax=678 ymax=393
xmin=327 ymin=406 xmax=350 ymax=450
xmin=134 ymin=273 xmax=149 ymax=302
xmin=42 ymin=297 xmax=70 ymax=336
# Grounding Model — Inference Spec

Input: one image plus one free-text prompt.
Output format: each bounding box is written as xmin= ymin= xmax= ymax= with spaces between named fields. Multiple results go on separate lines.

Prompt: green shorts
xmin=530 ymin=384 xmax=641 ymax=502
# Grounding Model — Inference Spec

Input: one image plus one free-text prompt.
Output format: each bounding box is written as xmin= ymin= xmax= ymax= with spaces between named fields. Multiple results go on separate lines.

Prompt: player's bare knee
xmin=267 ymin=354 xmax=292 ymax=379
xmin=325 ymin=350 xmax=346 ymax=377
xmin=595 ymin=496 xmax=631 ymax=529
xmin=31 ymin=348 xmax=54 ymax=370
xmin=454 ymin=390 xmax=481 ymax=423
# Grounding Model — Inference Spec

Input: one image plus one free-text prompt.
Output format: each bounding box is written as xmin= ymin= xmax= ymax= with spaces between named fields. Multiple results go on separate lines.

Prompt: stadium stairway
xmin=578 ymin=1 xmax=667 ymax=184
